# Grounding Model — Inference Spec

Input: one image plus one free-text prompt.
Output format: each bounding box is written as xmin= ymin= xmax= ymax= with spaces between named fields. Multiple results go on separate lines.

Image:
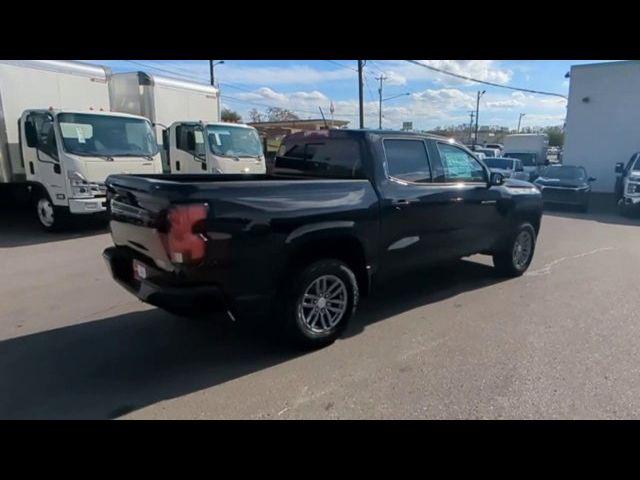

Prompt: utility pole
xmin=517 ymin=113 xmax=526 ymax=133
xmin=468 ymin=111 xmax=475 ymax=144
xmin=376 ymin=74 xmax=387 ymax=129
xmin=358 ymin=60 xmax=365 ymax=129
xmin=474 ymin=90 xmax=486 ymax=147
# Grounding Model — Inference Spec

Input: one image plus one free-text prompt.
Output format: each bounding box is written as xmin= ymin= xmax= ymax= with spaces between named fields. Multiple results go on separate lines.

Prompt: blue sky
xmin=87 ymin=60 xmax=614 ymax=130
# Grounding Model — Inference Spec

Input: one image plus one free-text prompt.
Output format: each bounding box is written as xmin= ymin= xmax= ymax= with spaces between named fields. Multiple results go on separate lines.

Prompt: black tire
xmin=618 ymin=199 xmax=629 ymax=217
xmin=276 ymin=259 xmax=359 ymax=350
xmin=33 ymin=189 xmax=69 ymax=232
xmin=492 ymin=223 xmax=537 ymax=277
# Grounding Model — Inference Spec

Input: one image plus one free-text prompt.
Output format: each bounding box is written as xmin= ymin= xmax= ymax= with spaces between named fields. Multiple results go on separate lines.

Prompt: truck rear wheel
xmin=492 ymin=223 xmax=536 ymax=277
xmin=34 ymin=191 xmax=68 ymax=232
xmin=278 ymin=259 xmax=359 ymax=350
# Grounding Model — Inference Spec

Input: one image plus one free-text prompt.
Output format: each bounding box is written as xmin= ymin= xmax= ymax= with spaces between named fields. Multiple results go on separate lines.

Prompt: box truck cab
xmin=21 ymin=109 xmax=162 ymax=230
xmin=109 ymin=72 xmax=220 ymax=173
xmin=165 ymin=121 xmax=266 ymax=174
xmin=503 ymin=134 xmax=549 ymax=181
xmin=0 ymin=60 xmax=163 ymax=231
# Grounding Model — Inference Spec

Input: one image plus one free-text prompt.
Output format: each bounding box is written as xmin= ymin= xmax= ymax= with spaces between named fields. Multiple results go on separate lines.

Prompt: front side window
xmin=383 ymin=139 xmax=432 ymax=183
xmin=58 ymin=113 xmax=158 ymax=157
xmin=437 ymin=143 xmax=486 ymax=183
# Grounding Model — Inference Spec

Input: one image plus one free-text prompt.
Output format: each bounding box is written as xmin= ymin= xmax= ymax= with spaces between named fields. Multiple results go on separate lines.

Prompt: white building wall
xmin=563 ymin=61 xmax=640 ymax=193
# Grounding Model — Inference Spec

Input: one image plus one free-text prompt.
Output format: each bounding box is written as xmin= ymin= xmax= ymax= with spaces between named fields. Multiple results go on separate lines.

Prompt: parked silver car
xmin=484 ymin=157 xmax=530 ymax=181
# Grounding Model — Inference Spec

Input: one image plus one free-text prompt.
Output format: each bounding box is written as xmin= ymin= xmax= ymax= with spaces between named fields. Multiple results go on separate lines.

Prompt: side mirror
xmin=588 ymin=176 xmax=597 ymax=182
xmin=25 ymin=121 xmax=38 ymax=148
xmin=615 ymin=162 xmax=624 ymax=174
xmin=186 ymin=130 xmax=196 ymax=151
xmin=490 ymin=172 xmax=505 ymax=186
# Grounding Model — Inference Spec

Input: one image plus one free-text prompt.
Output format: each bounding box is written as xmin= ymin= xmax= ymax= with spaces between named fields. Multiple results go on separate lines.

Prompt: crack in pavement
xmin=525 ymin=247 xmax=615 ymax=276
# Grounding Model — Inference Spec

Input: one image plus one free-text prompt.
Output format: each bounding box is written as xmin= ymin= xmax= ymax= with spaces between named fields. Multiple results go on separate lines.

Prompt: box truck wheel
xmin=34 ymin=190 xmax=69 ymax=232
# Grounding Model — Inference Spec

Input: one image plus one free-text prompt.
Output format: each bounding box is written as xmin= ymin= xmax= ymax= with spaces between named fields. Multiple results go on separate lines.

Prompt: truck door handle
xmin=392 ymin=199 xmax=418 ymax=206
xmin=449 ymin=197 xmax=464 ymax=203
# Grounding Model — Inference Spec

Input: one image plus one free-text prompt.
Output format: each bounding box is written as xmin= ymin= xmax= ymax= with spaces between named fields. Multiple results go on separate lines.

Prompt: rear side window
xmin=383 ymin=139 xmax=432 ymax=183
xmin=437 ymin=143 xmax=486 ymax=183
xmin=274 ymin=138 xmax=363 ymax=178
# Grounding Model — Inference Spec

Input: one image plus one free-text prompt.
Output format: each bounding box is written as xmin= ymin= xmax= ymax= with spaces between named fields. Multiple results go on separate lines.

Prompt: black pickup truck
xmin=103 ymin=129 xmax=542 ymax=349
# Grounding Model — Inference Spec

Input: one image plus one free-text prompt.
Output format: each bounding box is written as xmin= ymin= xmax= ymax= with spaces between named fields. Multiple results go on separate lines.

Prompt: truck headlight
xmin=68 ymin=170 xmax=88 ymax=186
xmin=68 ymin=170 xmax=96 ymax=198
xmin=627 ymin=182 xmax=640 ymax=195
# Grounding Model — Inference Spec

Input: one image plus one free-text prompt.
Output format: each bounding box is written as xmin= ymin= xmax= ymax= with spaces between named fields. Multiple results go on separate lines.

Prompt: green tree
xmin=221 ymin=108 xmax=242 ymax=123
xmin=544 ymin=126 xmax=565 ymax=147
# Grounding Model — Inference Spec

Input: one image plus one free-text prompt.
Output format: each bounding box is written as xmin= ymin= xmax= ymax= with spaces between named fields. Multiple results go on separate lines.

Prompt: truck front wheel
xmin=278 ymin=259 xmax=359 ymax=350
xmin=492 ymin=223 xmax=537 ymax=277
xmin=34 ymin=191 xmax=68 ymax=232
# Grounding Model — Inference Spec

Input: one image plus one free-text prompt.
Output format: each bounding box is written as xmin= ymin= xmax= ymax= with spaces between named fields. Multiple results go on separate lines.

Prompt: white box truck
xmin=0 ymin=60 xmax=163 ymax=231
xmin=503 ymin=133 xmax=549 ymax=180
xmin=165 ymin=121 xmax=266 ymax=174
xmin=109 ymin=72 xmax=221 ymax=172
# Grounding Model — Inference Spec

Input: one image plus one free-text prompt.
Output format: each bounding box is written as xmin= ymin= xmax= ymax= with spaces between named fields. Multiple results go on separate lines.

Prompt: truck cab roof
xmin=282 ymin=128 xmax=460 ymax=145
xmin=36 ymin=109 xmax=152 ymax=120
xmin=170 ymin=121 xmax=257 ymax=130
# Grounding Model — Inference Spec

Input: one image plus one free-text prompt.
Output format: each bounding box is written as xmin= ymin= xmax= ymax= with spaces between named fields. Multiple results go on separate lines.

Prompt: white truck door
xmin=22 ymin=112 xmax=67 ymax=206
xmin=169 ymin=123 xmax=208 ymax=174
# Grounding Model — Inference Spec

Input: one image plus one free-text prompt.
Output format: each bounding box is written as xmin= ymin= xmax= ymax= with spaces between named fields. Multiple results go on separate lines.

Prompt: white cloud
xmin=376 ymin=60 xmax=513 ymax=88
xmin=412 ymin=88 xmax=475 ymax=110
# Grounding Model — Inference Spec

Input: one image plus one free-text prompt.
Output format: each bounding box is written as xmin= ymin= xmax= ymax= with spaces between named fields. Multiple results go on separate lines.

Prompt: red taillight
xmin=161 ymin=204 xmax=208 ymax=265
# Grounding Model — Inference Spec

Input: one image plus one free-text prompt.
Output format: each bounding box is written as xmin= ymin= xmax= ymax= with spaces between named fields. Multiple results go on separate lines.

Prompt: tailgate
xmin=106 ymin=175 xmax=177 ymax=272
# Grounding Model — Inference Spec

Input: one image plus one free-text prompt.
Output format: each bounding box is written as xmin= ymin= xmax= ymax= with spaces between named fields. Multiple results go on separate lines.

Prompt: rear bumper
xmin=102 ymin=246 xmax=226 ymax=314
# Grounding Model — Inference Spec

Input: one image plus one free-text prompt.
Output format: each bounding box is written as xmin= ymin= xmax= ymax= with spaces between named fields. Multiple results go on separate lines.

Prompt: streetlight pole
xmin=517 ymin=113 xmax=526 ymax=133
xmin=377 ymin=74 xmax=387 ymax=129
xmin=377 ymin=92 xmax=411 ymax=130
xmin=468 ymin=111 xmax=475 ymax=144
xmin=209 ymin=60 xmax=225 ymax=87
xmin=474 ymin=90 xmax=486 ymax=147
xmin=358 ymin=60 xmax=365 ymax=129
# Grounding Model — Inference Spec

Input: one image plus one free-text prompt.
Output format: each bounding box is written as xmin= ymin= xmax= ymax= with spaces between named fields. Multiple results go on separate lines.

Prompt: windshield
xmin=58 ymin=113 xmax=158 ymax=157
xmin=207 ymin=125 xmax=263 ymax=158
xmin=485 ymin=158 xmax=514 ymax=170
xmin=540 ymin=166 xmax=586 ymax=180
xmin=504 ymin=152 xmax=537 ymax=166
xmin=479 ymin=149 xmax=496 ymax=157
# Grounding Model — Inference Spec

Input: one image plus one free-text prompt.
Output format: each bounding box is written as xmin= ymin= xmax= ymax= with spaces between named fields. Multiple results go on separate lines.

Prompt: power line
xmin=405 ymin=60 xmax=567 ymax=99
xmin=324 ymin=60 xmax=358 ymax=72
xmin=123 ymin=60 xmax=206 ymax=82
xmin=221 ymin=95 xmax=359 ymax=118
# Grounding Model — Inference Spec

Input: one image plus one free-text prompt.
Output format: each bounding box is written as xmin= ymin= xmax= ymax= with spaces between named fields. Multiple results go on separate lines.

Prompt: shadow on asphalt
xmin=0 ymin=204 xmax=107 ymax=248
xmin=0 ymin=259 xmax=505 ymax=419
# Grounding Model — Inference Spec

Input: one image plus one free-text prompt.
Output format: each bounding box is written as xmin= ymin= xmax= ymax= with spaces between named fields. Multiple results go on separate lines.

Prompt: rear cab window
xmin=274 ymin=133 xmax=364 ymax=178
xmin=383 ymin=139 xmax=432 ymax=183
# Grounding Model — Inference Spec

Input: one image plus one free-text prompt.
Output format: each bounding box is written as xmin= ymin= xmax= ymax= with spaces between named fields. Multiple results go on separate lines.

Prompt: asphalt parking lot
xmin=1 ymin=200 xmax=640 ymax=419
